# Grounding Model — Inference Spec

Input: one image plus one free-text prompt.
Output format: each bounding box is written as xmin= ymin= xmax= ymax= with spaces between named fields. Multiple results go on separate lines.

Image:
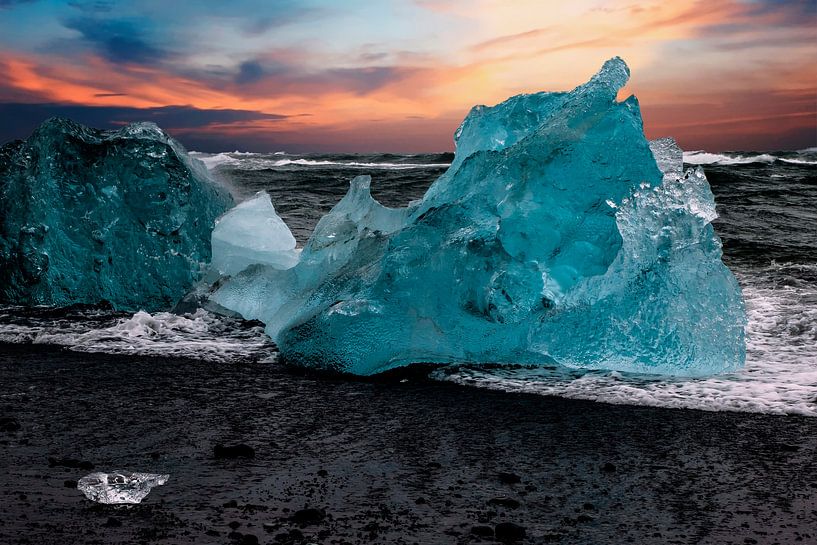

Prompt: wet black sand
xmin=1 ymin=343 xmax=815 ymax=545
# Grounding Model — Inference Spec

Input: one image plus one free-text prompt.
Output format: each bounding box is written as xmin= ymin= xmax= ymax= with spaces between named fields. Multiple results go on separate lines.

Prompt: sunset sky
xmin=0 ymin=0 xmax=814 ymax=152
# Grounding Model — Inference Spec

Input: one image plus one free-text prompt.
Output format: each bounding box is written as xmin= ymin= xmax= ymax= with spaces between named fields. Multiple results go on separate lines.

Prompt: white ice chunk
xmin=78 ymin=470 xmax=169 ymax=504
xmin=211 ymin=191 xmax=299 ymax=276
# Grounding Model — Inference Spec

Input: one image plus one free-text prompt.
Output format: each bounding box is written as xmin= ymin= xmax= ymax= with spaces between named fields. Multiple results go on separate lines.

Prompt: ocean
xmin=2 ymin=148 xmax=815 ymax=415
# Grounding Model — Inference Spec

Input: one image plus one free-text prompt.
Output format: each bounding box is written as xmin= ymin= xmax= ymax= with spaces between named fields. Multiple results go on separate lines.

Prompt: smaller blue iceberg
xmin=210 ymin=191 xmax=299 ymax=276
xmin=0 ymin=119 xmax=233 ymax=311
xmin=210 ymin=57 xmax=746 ymax=376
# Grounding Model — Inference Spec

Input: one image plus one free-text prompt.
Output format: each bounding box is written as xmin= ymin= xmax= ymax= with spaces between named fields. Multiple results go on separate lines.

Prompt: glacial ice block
xmin=211 ymin=191 xmax=299 ymax=276
xmin=78 ymin=471 xmax=169 ymax=504
xmin=212 ymin=57 xmax=747 ymax=376
xmin=0 ymin=118 xmax=233 ymax=310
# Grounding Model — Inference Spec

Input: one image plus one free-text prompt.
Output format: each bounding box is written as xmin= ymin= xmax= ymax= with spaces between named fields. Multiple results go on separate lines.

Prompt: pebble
xmin=495 ymin=522 xmax=526 ymax=542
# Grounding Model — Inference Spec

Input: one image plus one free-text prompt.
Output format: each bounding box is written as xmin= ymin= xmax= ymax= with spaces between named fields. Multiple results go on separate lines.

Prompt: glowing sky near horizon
xmin=0 ymin=0 xmax=814 ymax=152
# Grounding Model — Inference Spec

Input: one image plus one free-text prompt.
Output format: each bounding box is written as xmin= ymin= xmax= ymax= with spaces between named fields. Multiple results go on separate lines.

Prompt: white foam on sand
xmin=0 ymin=309 xmax=274 ymax=363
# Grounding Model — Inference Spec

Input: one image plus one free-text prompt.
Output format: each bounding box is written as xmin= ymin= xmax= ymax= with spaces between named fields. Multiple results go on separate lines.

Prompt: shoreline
xmin=1 ymin=343 xmax=815 ymax=544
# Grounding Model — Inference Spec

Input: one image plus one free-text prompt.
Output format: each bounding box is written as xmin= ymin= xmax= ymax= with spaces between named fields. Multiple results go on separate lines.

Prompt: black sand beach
xmin=1 ymin=343 xmax=815 ymax=545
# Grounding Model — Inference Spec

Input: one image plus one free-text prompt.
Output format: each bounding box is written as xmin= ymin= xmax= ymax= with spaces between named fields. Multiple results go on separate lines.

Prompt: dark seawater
xmin=1 ymin=149 xmax=815 ymax=414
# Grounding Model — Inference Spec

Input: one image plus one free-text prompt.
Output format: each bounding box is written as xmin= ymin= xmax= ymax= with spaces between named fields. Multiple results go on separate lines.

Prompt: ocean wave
xmin=189 ymin=152 xmax=241 ymax=169
xmin=194 ymin=150 xmax=817 ymax=170
xmin=189 ymin=152 xmax=451 ymax=171
xmin=683 ymin=152 xmax=777 ymax=165
xmin=779 ymin=157 xmax=817 ymax=165
xmin=266 ymin=159 xmax=452 ymax=169
xmin=683 ymin=151 xmax=817 ymax=166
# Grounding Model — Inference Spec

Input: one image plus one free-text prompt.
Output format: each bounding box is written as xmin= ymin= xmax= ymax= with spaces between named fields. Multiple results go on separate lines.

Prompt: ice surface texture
xmin=212 ymin=57 xmax=746 ymax=376
xmin=0 ymin=119 xmax=233 ymax=311
xmin=78 ymin=471 xmax=169 ymax=504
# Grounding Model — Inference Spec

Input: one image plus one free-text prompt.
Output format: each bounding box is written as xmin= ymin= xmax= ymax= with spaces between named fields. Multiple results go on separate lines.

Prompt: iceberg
xmin=77 ymin=470 xmax=169 ymax=504
xmin=211 ymin=57 xmax=746 ymax=376
xmin=0 ymin=118 xmax=233 ymax=311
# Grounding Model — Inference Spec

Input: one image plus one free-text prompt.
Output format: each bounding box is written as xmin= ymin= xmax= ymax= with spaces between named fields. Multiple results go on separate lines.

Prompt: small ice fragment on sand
xmin=77 ymin=470 xmax=169 ymax=504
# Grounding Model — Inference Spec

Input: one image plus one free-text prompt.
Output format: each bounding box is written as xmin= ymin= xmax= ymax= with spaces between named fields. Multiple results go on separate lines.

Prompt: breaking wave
xmin=779 ymin=157 xmax=817 ymax=165
xmin=190 ymin=151 xmax=451 ymax=171
xmin=267 ymin=159 xmax=451 ymax=169
xmin=194 ymin=150 xmax=817 ymax=170
xmin=683 ymin=150 xmax=817 ymax=166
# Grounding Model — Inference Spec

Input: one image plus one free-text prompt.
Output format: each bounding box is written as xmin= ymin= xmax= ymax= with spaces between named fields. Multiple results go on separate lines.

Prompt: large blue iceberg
xmin=0 ymin=119 xmax=233 ymax=310
xmin=211 ymin=57 xmax=746 ymax=376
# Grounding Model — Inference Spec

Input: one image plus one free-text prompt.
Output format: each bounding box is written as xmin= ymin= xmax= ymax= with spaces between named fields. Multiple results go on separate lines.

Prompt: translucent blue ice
xmin=0 ymin=118 xmax=233 ymax=310
xmin=212 ymin=57 xmax=746 ymax=376
xmin=211 ymin=191 xmax=299 ymax=276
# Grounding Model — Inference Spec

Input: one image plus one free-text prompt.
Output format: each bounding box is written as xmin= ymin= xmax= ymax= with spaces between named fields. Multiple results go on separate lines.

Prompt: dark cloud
xmin=63 ymin=17 xmax=170 ymax=65
xmin=235 ymin=60 xmax=266 ymax=85
xmin=0 ymin=103 xmax=288 ymax=145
